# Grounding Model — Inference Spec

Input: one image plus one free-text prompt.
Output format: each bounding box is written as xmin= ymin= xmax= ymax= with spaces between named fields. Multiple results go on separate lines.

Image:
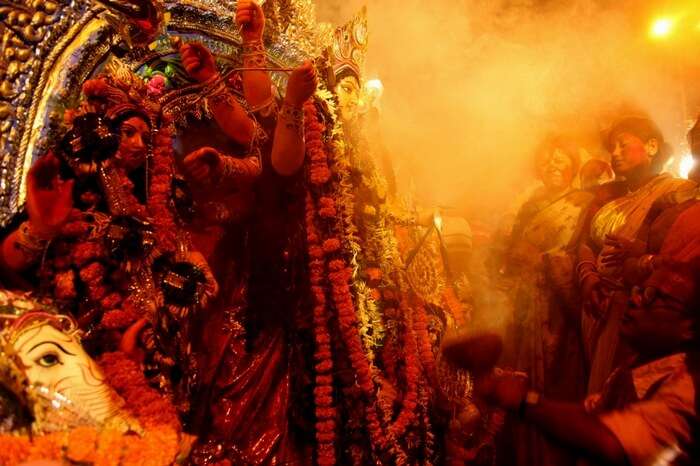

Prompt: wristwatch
xmin=519 ymin=390 xmax=540 ymax=418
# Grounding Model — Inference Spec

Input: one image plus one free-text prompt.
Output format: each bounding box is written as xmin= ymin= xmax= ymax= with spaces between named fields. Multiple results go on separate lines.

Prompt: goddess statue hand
xmin=180 ymin=42 xmax=218 ymax=83
xmin=187 ymin=250 xmax=219 ymax=306
xmin=119 ymin=318 xmax=148 ymax=363
xmin=236 ymin=0 xmax=265 ymax=43
xmin=183 ymin=147 xmax=223 ymax=183
xmin=26 ymin=152 xmax=74 ymax=239
xmin=284 ymin=61 xmax=317 ymax=108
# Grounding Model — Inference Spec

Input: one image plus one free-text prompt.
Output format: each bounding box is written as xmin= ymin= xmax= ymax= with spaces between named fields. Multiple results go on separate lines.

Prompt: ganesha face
xmin=12 ymin=321 xmax=122 ymax=424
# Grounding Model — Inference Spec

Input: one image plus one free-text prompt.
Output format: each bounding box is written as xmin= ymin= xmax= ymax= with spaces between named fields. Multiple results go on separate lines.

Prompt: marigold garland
xmin=412 ymin=300 xmax=438 ymax=387
xmin=387 ymin=299 xmax=420 ymax=442
xmin=305 ymin=190 xmax=337 ymax=465
xmin=304 ymin=100 xmax=390 ymax=460
xmin=47 ymin=115 xmax=186 ymax=334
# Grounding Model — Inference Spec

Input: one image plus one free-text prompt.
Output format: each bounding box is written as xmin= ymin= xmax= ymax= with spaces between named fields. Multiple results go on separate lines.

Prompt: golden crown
xmin=331 ymin=6 xmax=368 ymax=81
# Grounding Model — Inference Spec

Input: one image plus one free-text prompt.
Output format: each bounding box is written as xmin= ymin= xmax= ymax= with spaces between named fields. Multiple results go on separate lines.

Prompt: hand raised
xmin=236 ymin=0 xmax=265 ymax=42
xmin=26 ymin=152 xmax=74 ymax=238
xmin=284 ymin=61 xmax=317 ymax=108
xmin=180 ymin=42 xmax=218 ymax=83
xmin=183 ymin=147 xmax=223 ymax=184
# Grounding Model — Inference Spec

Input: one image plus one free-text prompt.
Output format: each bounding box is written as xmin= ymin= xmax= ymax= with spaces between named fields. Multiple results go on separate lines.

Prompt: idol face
xmin=538 ymin=148 xmax=574 ymax=191
xmin=609 ymin=131 xmax=655 ymax=176
xmin=335 ymin=75 xmax=362 ymax=123
xmin=115 ymin=116 xmax=150 ymax=173
xmin=12 ymin=319 xmax=122 ymax=424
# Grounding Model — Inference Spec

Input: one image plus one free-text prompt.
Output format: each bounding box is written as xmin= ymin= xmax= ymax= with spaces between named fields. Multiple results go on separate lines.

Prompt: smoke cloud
xmin=316 ymin=0 xmax=699 ymax=224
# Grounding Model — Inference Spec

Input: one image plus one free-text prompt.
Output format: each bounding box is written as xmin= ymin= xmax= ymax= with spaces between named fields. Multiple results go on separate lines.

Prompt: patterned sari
xmin=583 ymin=174 xmax=692 ymax=393
xmin=507 ymin=188 xmax=594 ymax=466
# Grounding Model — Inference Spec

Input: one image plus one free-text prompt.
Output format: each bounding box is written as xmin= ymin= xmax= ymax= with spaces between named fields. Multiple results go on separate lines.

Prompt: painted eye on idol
xmin=35 ymin=352 xmax=61 ymax=368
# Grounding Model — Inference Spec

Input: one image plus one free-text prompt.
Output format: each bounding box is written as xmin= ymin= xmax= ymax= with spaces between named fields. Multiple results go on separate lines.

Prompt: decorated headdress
xmin=60 ymin=59 xmax=162 ymax=167
xmin=80 ymin=60 xmax=161 ymax=127
xmin=330 ymin=6 xmax=368 ymax=84
xmin=0 ymin=290 xmax=77 ymax=347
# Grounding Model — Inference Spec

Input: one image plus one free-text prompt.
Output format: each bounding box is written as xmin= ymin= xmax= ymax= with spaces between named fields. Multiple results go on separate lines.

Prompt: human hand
xmin=236 ymin=0 xmax=265 ymax=42
xmin=581 ymin=273 xmax=607 ymax=318
xmin=284 ymin=61 xmax=317 ymax=108
xmin=183 ymin=147 xmax=224 ymax=184
xmin=180 ymin=42 xmax=218 ymax=83
xmin=119 ymin=318 xmax=148 ymax=363
xmin=26 ymin=152 xmax=74 ymax=239
xmin=475 ymin=368 xmax=529 ymax=411
xmin=600 ymin=234 xmax=645 ymax=269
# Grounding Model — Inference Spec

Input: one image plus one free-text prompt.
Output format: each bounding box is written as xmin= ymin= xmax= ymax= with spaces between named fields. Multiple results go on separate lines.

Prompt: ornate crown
xmin=0 ymin=290 xmax=80 ymax=348
xmin=331 ymin=6 xmax=368 ymax=81
xmin=78 ymin=59 xmax=161 ymax=126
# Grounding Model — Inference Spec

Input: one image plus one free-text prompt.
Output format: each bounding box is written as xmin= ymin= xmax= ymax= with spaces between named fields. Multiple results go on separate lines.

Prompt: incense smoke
xmin=317 ymin=0 xmax=697 ymax=224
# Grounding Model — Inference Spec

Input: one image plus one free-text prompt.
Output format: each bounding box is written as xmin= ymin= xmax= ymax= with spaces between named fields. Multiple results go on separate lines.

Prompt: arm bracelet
xmin=279 ymin=101 xmax=304 ymax=138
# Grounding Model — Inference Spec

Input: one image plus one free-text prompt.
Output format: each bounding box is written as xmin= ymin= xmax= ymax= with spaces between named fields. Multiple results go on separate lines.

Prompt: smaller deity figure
xmin=0 ymin=289 xmax=191 ymax=466
xmin=0 ymin=62 xmax=219 ymax=411
xmin=0 ymin=290 xmax=139 ymax=434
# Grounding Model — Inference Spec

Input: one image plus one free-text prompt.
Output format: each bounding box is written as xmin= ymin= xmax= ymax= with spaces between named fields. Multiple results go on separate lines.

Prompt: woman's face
xmin=115 ymin=116 xmax=150 ymax=172
xmin=335 ymin=76 xmax=362 ymax=123
xmin=538 ymin=148 xmax=574 ymax=191
xmin=609 ymin=131 xmax=654 ymax=176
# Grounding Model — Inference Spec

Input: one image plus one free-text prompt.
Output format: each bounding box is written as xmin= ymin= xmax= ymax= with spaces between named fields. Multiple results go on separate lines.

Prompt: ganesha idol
xmin=0 ymin=289 xmax=139 ymax=435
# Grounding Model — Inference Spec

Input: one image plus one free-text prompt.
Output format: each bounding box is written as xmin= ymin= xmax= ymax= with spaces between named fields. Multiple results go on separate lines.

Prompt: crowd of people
xmin=477 ymin=117 xmax=700 ymax=466
xmin=0 ymin=0 xmax=699 ymax=463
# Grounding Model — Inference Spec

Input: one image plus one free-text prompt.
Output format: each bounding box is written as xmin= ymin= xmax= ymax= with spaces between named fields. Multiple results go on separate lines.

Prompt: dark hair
xmin=108 ymin=108 xmax=152 ymax=134
xmin=605 ymin=117 xmax=669 ymax=174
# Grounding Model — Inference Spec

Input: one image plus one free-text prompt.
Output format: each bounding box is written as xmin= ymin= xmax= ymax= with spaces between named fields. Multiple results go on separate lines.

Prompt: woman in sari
xmin=577 ymin=116 xmax=693 ymax=394
xmin=504 ymin=135 xmax=593 ymax=466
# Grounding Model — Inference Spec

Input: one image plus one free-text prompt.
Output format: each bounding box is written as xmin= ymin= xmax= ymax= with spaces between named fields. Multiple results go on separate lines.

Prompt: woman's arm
xmin=270 ymin=62 xmax=317 ymax=176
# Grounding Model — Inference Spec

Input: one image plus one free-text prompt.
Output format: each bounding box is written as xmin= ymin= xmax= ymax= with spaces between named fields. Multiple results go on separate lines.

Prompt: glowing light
xmin=650 ymin=17 xmax=674 ymax=38
xmin=680 ymin=154 xmax=695 ymax=179
xmin=433 ymin=210 xmax=443 ymax=232
xmin=365 ymin=78 xmax=384 ymax=95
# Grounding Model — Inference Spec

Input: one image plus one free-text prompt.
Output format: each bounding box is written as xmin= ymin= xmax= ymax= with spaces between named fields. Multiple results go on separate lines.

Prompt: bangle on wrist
xmin=577 ymin=260 xmax=597 ymax=285
xmin=242 ymin=41 xmax=266 ymax=68
xmin=242 ymin=40 xmax=264 ymax=54
xmin=15 ymin=221 xmax=50 ymax=259
xmin=279 ymin=101 xmax=304 ymax=138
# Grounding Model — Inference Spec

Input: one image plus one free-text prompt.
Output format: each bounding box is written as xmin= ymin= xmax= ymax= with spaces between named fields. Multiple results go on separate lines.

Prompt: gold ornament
xmin=329 ymin=6 xmax=368 ymax=83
